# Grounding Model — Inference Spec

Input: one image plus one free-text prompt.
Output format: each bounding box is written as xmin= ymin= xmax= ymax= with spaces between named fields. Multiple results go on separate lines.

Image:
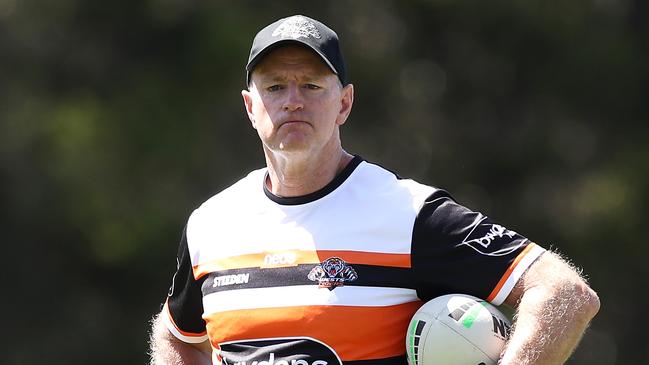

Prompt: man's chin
xmin=277 ymin=136 xmax=312 ymax=152
xmin=276 ymin=144 xmax=311 ymax=153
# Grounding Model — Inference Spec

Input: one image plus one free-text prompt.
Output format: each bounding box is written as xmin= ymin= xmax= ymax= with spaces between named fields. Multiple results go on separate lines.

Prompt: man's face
xmin=241 ymin=45 xmax=353 ymax=157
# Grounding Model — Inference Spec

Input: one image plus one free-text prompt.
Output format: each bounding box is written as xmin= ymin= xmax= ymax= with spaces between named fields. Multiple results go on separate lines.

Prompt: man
xmin=149 ymin=15 xmax=599 ymax=365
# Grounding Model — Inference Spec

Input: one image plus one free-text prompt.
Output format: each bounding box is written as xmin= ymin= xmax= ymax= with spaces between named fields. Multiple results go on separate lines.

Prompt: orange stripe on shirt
xmin=204 ymin=302 xmax=422 ymax=361
xmin=193 ymin=250 xmax=318 ymax=278
xmin=316 ymin=250 xmax=411 ymax=268
xmin=193 ymin=249 xmax=411 ymax=279
xmin=486 ymin=242 xmax=536 ymax=302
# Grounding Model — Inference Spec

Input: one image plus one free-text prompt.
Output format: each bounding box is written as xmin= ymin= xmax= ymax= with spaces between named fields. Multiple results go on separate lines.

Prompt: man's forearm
xmin=499 ymin=252 xmax=600 ymax=365
xmin=149 ymin=313 xmax=211 ymax=365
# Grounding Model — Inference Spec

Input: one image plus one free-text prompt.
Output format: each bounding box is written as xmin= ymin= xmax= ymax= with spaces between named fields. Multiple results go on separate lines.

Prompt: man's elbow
xmin=555 ymin=272 xmax=600 ymax=326
xmin=577 ymin=282 xmax=600 ymax=321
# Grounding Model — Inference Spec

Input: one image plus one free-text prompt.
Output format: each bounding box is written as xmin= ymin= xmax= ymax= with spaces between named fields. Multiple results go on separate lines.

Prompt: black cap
xmin=246 ymin=15 xmax=347 ymax=87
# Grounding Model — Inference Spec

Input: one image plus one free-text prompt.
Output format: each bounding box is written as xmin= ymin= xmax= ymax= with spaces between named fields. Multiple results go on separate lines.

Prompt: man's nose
xmin=282 ymin=84 xmax=304 ymax=112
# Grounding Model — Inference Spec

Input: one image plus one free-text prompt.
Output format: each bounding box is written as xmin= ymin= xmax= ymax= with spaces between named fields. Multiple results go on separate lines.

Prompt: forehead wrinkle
xmin=253 ymin=66 xmax=332 ymax=86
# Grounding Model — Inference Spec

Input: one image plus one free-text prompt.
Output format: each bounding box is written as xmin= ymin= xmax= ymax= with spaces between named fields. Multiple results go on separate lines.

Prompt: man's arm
xmin=499 ymin=250 xmax=600 ymax=364
xmin=149 ymin=312 xmax=212 ymax=365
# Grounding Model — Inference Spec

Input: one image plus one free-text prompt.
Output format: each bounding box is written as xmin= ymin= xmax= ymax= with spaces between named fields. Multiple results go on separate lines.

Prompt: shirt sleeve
xmin=411 ymin=189 xmax=545 ymax=305
xmin=162 ymin=226 xmax=209 ymax=343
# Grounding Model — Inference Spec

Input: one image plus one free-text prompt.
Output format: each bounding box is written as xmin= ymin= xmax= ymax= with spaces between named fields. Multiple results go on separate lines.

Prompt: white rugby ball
xmin=406 ymin=294 xmax=512 ymax=365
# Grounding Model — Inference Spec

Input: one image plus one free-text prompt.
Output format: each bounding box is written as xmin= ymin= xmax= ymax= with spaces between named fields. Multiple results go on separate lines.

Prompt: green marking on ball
xmin=407 ymin=319 xmax=418 ymax=365
xmin=461 ymin=301 xmax=488 ymax=328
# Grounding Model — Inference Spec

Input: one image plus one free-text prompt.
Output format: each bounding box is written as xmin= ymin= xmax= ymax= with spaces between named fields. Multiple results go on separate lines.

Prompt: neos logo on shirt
xmin=262 ymin=252 xmax=298 ymax=268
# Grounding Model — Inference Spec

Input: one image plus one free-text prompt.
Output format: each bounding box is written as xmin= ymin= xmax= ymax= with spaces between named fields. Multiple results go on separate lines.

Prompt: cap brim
xmin=246 ymin=39 xmax=339 ymax=85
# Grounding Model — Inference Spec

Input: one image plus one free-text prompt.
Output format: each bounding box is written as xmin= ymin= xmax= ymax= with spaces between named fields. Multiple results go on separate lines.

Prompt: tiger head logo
xmin=308 ymin=257 xmax=358 ymax=291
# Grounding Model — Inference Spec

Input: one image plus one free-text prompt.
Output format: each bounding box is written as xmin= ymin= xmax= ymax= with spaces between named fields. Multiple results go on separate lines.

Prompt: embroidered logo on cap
xmin=272 ymin=15 xmax=322 ymax=40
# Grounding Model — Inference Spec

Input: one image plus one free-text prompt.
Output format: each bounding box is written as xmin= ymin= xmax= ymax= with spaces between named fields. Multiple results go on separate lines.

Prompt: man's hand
xmin=149 ymin=312 xmax=212 ymax=365
xmin=499 ymin=249 xmax=600 ymax=364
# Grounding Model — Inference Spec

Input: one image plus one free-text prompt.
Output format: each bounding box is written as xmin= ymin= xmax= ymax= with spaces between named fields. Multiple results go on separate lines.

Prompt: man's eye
xmin=267 ymin=85 xmax=282 ymax=92
xmin=304 ymin=84 xmax=320 ymax=90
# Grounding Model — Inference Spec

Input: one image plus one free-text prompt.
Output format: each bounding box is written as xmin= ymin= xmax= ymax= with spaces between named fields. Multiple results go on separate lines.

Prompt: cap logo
xmin=272 ymin=16 xmax=322 ymax=40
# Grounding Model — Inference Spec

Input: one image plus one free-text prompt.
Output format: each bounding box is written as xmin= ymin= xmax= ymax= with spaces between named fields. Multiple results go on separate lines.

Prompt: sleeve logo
xmin=307 ymin=257 xmax=358 ymax=291
xmin=461 ymin=216 xmax=524 ymax=256
xmin=167 ymin=257 xmax=180 ymax=297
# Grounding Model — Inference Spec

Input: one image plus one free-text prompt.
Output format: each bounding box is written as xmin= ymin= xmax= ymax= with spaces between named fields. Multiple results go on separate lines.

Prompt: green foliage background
xmin=2 ymin=1 xmax=646 ymax=363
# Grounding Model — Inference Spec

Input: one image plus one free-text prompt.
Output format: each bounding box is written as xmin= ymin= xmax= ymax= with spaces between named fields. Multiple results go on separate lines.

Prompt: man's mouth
xmin=280 ymin=120 xmax=309 ymax=127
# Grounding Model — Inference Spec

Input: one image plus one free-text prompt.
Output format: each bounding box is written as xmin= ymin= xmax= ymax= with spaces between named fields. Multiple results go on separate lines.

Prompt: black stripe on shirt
xmin=201 ymin=263 xmax=416 ymax=296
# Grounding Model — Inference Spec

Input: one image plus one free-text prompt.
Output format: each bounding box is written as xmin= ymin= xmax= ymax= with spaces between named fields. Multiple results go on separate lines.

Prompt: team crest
xmin=308 ymin=257 xmax=358 ymax=290
xmin=272 ymin=15 xmax=322 ymax=40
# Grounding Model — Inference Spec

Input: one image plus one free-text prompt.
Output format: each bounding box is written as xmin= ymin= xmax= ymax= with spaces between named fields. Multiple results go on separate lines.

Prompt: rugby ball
xmin=406 ymin=294 xmax=512 ymax=365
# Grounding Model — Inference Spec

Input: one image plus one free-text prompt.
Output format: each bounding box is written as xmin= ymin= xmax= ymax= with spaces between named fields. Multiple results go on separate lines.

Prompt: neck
xmin=264 ymin=148 xmax=354 ymax=197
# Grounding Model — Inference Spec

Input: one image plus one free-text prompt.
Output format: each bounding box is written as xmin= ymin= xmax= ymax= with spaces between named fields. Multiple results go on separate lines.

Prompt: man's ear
xmin=336 ymin=83 xmax=354 ymax=126
xmin=241 ymin=89 xmax=257 ymax=129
